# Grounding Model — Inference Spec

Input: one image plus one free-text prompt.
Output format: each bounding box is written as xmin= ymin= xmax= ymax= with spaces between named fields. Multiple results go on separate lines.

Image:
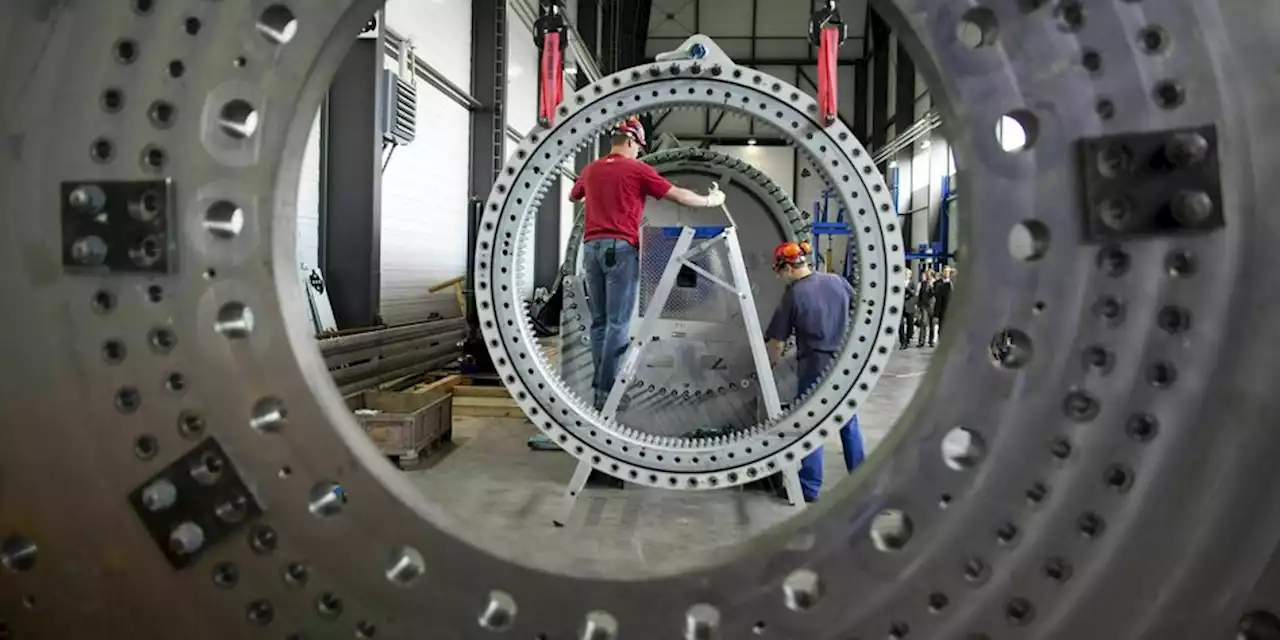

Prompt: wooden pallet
xmin=452 ymin=384 xmax=528 ymax=419
xmin=386 ymin=425 xmax=454 ymax=469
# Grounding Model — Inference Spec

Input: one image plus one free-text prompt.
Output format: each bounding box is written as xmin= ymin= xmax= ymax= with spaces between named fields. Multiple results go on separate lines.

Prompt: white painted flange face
xmin=476 ymin=52 xmax=903 ymax=489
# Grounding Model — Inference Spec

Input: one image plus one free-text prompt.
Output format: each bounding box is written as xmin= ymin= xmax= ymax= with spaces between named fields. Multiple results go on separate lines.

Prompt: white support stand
xmin=553 ymin=221 xmax=807 ymax=527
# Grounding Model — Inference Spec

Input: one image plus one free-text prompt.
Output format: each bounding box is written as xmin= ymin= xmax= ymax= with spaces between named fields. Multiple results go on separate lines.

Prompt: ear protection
xmin=772 ymin=241 xmax=812 ymax=270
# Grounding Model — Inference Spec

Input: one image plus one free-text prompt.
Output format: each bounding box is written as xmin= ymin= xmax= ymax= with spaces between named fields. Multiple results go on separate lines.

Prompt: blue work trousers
xmin=583 ymin=238 xmax=640 ymax=409
xmin=797 ymin=372 xmax=866 ymax=500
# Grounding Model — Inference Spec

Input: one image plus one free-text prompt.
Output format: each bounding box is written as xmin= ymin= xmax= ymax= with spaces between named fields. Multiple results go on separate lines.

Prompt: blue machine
xmin=808 ymin=172 xmax=956 ymax=280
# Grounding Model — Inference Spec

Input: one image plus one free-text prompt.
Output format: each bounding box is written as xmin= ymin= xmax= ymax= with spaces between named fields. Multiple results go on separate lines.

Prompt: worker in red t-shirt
xmin=569 ymin=117 xmax=726 ymax=409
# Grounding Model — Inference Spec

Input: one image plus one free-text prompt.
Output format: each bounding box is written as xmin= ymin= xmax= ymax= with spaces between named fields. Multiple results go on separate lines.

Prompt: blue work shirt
xmin=765 ymin=272 xmax=855 ymax=381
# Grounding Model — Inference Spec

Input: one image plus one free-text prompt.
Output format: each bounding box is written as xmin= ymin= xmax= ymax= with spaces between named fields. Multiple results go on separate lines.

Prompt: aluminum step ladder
xmin=552 ymin=215 xmax=806 ymax=527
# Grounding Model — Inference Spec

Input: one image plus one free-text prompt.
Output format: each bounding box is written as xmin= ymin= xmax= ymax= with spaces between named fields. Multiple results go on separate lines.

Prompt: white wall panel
xmin=379 ymin=55 xmax=471 ymax=326
xmin=507 ymin=10 xmax=539 ymax=136
xmin=296 ymin=109 xmax=322 ymax=270
xmin=384 ymin=0 xmax=471 ymax=90
xmin=710 ymin=144 xmax=795 ymax=197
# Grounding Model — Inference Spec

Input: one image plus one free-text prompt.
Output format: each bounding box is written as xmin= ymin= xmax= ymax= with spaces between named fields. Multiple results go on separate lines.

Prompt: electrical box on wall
xmin=381 ymin=70 xmax=418 ymax=146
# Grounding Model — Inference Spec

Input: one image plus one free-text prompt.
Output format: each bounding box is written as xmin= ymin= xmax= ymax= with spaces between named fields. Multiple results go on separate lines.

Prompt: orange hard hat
xmin=773 ymin=241 xmax=812 ymax=269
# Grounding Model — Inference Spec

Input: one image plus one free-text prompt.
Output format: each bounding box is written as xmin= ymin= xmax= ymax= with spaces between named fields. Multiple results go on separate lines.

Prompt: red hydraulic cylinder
xmin=817 ymin=26 xmax=840 ymax=127
xmin=538 ymin=32 xmax=564 ymax=127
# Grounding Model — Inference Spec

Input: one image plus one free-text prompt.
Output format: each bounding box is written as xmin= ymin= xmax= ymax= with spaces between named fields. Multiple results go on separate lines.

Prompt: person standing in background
xmin=916 ymin=270 xmax=937 ymax=348
xmin=900 ymin=270 xmax=918 ymax=349
xmin=934 ymin=266 xmax=955 ymax=344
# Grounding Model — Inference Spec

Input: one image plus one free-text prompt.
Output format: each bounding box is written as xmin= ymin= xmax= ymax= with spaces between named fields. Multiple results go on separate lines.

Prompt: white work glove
xmin=704 ymin=184 xmax=726 ymax=208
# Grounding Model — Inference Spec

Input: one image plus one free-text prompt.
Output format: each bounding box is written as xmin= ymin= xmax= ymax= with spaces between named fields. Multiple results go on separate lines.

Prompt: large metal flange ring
xmin=476 ymin=52 xmax=903 ymax=486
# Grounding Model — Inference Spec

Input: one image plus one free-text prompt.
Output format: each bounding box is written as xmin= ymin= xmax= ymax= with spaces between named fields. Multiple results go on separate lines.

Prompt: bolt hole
xmin=1096 ymin=98 xmax=1116 ymax=120
xmin=215 ymin=302 xmax=255 ymax=338
xmin=869 ymin=509 xmax=913 ymax=552
xmin=185 ymin=17 xmax=202 ymax=36
xmin=218 ymin=100 xmax=260 ymax=140
xmin=102 ymin=339 xmax=127 ymax=364
xmin=1082 ymin=49 xmax=1103 ymax=73
xmin=165 ymin=372 xmax=186 ymax=392
xmin=964 ymin=557 xmax=989 ymax=583
xmin=1104 ymin=464 xmax=1134 ymax=492
xmin=928 ymin=592 xmax=949 ymax=613
xmin=167 ymin=60 xmax=186 ymax=78
xmin=1138 ymin=25 xmax=1169 ymax=54
xmin=142 ymin=146 xmax=167 ymax=170
xmin=249 ymin=525 xmax=278 ymax=554
xmin=1157 ymin=306 xmax=1191 ymax=334
xmin=102 ymin=88 xmax=124 ymax=112
xmin=146 ymin=284 xmax=164 ymax=303
xmin=1054 ymin=1 xmax=1084 ymax=32
xmin=1126 ymin=413 xmax=1158 ymax=442
xmin=941 ymin=427 xmax=984 ymax=470
xmin=1007 ymin=220 xmax=1049 ymax=261
xmin=1026 ymin=482 xmax=1049 ymax=505
xmin=91 ymin=138 xmax=115 ymax=163
xmin=1238 ymin=610 xmax=1280 ymax=640
xmin=782 ymin=568 xmax=823 ymax=612
xmin=1082 ymin=345 xmax=1112 ymax=372
xmin=1166 ymin=249 xmax=1195 ymax=277
xmin=955 ymin=7 xmax=999 ymax=49
xmin=116 ymin=387 xmax=142 ymax=414
xmin=1097 ymin=245 xmax=1130 ymax=276
xmin=1006 ymin=598 xmax=1035 ymax=625
xmin=1043 ymin=557 xmax=1072 ymax=582
xmin=114 ymin=39 xmax=139 ymax=64
xmin=148 ymin=326 xmax=177 ymax=353
xmin=132 ymin=0 xmax=154 ymax=14
xmin=133 ymin=434 xmax=158 ymax=460
xmin=1147 ymin=361 xmax=1177 ymax=388
xmin=1077 ymin=511 xmax=1105 ymax=538
xmin=0 ymin=536 xmax=38 ymax=572
xmin=257 ymin=5 xmax=299 ymax=44
xmin=990 ymin=328 xmax=1032 ymax=369
xmin=356 ymin=620 xmax=377 ymax=639
xmin=178 ymin=411 xmax=205 ymax=439
xmin=205 ymin=200 xmax=246 ymax=239
xmin=212 ymin=561 xmax=239 ymax=588
xmin=283 ymin=562 xmax=309 ymax=587
xmin=1154 ymin=80 xmax=1185 ymax=109
xmin=997 ymin=111 xmax=1038 ymax=152
xmin=246 ymin=599 xmax=274 ymax=626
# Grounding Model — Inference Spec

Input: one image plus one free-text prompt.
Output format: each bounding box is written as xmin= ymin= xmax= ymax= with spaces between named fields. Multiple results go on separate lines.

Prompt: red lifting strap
xmin=538 ymin=32 xmax=564 ymax=127
xmin=817 ymin=26 xmax=840 ymax=127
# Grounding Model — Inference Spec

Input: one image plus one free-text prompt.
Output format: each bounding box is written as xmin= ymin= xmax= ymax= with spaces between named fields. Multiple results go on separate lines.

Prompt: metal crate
xmin=346 ymin=390 xmax=452 ymax=464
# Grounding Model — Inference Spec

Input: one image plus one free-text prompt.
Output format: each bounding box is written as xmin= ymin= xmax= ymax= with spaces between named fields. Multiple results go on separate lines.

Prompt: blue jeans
xmin=797 ymin=372 xmax=866 ymax=500
xmin=583 ymin=238 xmax=640 ymax=408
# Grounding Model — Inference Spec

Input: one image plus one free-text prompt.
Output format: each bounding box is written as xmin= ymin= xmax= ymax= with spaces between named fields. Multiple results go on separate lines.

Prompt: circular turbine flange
xmin=476 ymin=39 xmax=903 ymax=486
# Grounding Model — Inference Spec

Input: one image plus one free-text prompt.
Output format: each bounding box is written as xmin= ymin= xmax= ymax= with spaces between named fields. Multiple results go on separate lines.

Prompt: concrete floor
xmin=406 ymin=347 xmax=933 ymax=579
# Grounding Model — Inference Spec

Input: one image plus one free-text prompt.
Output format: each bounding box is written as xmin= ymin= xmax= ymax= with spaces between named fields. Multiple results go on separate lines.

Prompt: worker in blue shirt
xmin=764 ymin=241 xmax=866 ymax=502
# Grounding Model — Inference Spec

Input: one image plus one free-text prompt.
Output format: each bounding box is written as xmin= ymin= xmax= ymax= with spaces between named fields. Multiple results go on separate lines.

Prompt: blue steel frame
xmin=809 ymin=172 xmax=956 ymax=281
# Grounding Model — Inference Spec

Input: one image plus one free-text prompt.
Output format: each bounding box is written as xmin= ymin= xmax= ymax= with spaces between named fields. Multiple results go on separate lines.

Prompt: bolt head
xmin=169 ymin=522 xmax=205 ymax=555
xmin=1097 ymin=197 xmax=1132 ymax=231
xmin=68 ymin=188 xmax=91 ymax=208
xmin=70 ymin=236 xmax=108 ymax=266
xmin=1172 ymin=190 xmax=1214 ymax=226
xmin=141 ymin=479 xmax=177 ymax=511
xmin=1165 ymin=132 xmax=1209 ymax=168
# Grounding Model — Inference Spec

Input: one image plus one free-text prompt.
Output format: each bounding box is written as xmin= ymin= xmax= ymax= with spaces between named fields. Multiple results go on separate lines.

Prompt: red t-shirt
xmin=571 ymin=153 xmax=673 ymax=247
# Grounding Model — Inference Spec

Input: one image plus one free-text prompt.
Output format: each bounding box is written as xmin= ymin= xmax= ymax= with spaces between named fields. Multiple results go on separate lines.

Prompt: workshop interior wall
xmin=377 ymin=3 xmax=475 ymax=325
xmin=296 ymin=109 xmax=322 ymax=272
